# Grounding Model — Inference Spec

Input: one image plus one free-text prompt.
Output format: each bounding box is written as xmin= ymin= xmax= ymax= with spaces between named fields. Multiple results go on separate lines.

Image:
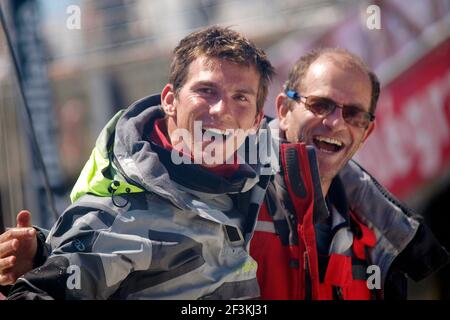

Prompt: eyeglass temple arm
xmin=285 ymin=90 xmax=301 ymax=101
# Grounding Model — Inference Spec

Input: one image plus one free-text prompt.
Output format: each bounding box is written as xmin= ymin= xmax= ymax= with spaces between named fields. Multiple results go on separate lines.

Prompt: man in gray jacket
xmin=2 ymin=25 xmax=276 ymax=299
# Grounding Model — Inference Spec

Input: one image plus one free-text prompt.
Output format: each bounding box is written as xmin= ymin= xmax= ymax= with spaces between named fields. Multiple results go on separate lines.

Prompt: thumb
xmin=16 ymin=210 xmax=32 ymax=228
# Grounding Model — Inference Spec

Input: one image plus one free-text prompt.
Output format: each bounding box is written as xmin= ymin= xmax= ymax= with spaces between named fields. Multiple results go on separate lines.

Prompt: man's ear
xmin=161 ymin=84 xmax=176 ymax=117
xmin=276 ymin=93 xmax=290 ymax=131
xmin=362 ymin=121 xmax=375 ymax=143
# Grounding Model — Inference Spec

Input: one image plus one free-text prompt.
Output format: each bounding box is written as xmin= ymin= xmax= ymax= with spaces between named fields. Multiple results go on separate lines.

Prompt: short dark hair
xmin=169 ymin=26 xmax=275 ymax=113
xmin=283 ymin=48 xmax=380 ymax=114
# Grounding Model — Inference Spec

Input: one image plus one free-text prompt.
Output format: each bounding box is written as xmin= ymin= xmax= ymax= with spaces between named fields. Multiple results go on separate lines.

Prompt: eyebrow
xmin=345 ymin=102 xmax=367 ymax=111
xmin=320 ymin=96 xmax=367 ymax=112
xmin=195 ymin=81 xmax=217 ymax=88
xmin=349 ymin=103 xmax=370 ymax=113
xmin=235 ymin=88 xmax=257 ymax=96
xmin=195 ymin=81 xmax=256 ymax=96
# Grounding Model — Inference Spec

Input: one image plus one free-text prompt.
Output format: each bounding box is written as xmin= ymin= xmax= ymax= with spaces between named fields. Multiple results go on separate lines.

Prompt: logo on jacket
xmin=73 ymin=239 xmax=86 ymax=252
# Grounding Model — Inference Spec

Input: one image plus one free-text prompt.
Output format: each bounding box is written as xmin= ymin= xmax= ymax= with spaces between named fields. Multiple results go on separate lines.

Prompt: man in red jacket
xmin=250 ymin=48 xmax=448 ymax=300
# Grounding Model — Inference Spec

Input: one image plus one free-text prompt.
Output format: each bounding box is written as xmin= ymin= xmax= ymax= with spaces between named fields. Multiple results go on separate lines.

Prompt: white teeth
xmin=315 ymin=136 xmax=343 ymax=147
xmin=203 ymin=127 xmax=232 ymax=137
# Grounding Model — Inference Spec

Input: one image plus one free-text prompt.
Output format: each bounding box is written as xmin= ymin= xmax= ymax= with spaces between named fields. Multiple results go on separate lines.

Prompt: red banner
xmin=355 ymin=39 xmax=450 ymax=198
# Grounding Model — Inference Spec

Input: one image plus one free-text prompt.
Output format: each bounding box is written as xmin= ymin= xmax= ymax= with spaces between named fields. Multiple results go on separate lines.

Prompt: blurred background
xmin=0 ymin=0 xmax=448 ymax=299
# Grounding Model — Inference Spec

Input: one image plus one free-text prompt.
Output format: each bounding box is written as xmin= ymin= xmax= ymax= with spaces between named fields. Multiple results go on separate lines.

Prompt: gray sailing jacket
xmin=9 ymin=94 xmax=272 ymax=300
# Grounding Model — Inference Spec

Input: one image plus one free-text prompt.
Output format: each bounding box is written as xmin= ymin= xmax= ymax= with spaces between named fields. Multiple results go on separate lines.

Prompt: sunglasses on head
xmin=285 ymin=90 xmax=375 ymax=129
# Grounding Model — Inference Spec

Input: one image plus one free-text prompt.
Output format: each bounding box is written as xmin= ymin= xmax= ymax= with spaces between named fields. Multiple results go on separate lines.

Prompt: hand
xmin=0 ymin=211 xmax=37 ymax=285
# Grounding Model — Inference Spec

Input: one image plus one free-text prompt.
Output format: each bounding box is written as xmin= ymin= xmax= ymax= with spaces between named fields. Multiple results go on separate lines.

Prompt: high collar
xmin=113 ymin=94 xmax=262 ymax=201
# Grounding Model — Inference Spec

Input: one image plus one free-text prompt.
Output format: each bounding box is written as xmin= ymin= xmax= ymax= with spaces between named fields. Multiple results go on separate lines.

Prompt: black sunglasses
xmin=286 ymin=90 xmax=375 ymax=129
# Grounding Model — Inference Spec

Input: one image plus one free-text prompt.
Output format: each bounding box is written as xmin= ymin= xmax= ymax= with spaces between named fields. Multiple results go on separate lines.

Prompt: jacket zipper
xmin=300 ymin=224 xmax=312 ymax=300
xmin=111 ymin=154 xmax=143 ymax=189
xmin=304 ymin=250 xmax=312 ymax=300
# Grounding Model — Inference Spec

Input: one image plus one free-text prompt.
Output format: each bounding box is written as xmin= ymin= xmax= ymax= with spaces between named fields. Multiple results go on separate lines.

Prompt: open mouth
xmin=202 ymin=127 xmax=233 ymax=140
xmin=313 ymin=135 xmax=344 ymax=153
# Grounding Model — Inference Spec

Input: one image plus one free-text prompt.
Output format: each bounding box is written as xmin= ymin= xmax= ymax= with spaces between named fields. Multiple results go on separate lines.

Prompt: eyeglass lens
xmin=306 ymin=96 xmax=371 ymax=128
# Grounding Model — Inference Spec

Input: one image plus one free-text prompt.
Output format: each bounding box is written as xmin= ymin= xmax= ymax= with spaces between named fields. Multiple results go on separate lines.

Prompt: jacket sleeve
xmin=340 ymin=160 xmax=449 ymax=281
xmin=32 ymin=227 xmax=50 ymax=269
xmin=392 ymin=223 xmax=449 ymax=281
xmin=8 ymin=205 xmax=151 ymax=300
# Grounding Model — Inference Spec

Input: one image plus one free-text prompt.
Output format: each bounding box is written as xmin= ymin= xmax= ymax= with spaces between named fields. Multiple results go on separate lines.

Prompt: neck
xmin=320 ymin=177 xmax=331 ymax=197
xmin=165 ymin=118 xmax=177 ymax=145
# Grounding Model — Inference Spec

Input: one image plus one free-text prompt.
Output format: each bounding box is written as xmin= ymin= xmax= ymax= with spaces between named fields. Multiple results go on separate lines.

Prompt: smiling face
xmin=162 ymin=56 xmax=263 ymax=166
xmin=277 ymin=54 xmax=374 ymax=194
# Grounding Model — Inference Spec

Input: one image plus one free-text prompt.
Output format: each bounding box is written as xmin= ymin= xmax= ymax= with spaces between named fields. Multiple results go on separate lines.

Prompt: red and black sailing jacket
xmin=250 ymin=143 xmax=378 ymax=300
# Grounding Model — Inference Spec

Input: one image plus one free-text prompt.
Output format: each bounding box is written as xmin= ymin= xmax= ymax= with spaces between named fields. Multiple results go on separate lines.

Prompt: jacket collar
xmin=113 ymin=94 xmax=262 ymax=201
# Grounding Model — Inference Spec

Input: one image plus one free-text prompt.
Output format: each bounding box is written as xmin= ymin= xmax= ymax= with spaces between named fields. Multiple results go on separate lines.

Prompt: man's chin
xmin=191 ymin=145 xmax=236 ymax=166
xmin=317 ymin=159 xmax=343 ymax=180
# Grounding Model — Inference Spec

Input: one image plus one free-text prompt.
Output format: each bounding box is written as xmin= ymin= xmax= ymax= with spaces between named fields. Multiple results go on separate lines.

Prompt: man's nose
xmin=323 ymin=106 xmax=346 ymax=131
xmin=209 ymin=97 xmax=231 ymax=117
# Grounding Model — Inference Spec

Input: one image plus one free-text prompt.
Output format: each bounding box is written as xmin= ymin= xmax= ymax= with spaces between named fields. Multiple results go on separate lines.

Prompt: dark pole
xmin=0 ymin=3 xmax=59 ymax=221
